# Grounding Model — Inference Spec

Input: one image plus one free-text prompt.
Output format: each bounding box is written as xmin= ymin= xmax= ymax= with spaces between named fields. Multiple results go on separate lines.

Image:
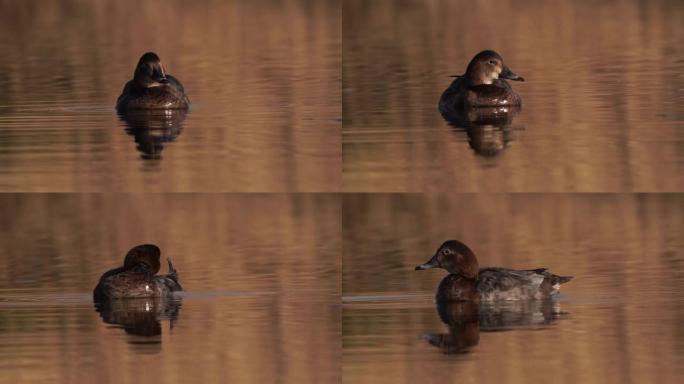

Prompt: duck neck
xmin=129 ymin=263 xmax=154 ymax=275
xmin=468 ymin=74 xmax=493 ymax=85
xmin=459 ymin=273 xmax=478 ymax=282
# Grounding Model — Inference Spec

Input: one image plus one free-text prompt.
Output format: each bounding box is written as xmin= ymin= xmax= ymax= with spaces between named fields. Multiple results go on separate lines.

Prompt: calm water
xmin=0 ymin=194 xmax=340 ymax=384
xmin=0 ymin=0 xmax=340 ymax=192
xmin=1 ymin=0 xmax=683 ymax=383
xmin=343 ymin=194 xmax=684 ymax=383
xmin=343 ymin=0 xmax=684 ymax=192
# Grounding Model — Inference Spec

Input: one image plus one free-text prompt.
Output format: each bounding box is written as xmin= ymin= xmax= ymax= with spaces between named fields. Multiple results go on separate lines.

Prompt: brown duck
xmin=416 ymin=240 xmax=571 ymax=301
xmin=439 ymin=50 xmax=524 ymax=112
xmin=116 ymin=52 xmax=190 ymax=111
xmin=93 ymin=244 xmax=182 ymax=301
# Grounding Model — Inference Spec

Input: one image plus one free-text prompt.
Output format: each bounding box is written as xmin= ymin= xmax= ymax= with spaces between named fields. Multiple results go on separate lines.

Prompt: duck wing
xmin=439 ymin=76 xmax=470 ymax=116
xmin=156 ymin=258 xmax=183 ymax=292
xmin=166 ymin=75 xmax=191 ymax=105
xmin=478 ymin=267 xmax=573 ymax=300
xmin=478 ymin=267 xmax=545 ymax=292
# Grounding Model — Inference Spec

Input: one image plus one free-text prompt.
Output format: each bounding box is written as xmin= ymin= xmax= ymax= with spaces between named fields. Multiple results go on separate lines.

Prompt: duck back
xmin=116 ymin=75 xmax=190 ymax=110
xmin=93 ymin=259 xmax=182 ymax=301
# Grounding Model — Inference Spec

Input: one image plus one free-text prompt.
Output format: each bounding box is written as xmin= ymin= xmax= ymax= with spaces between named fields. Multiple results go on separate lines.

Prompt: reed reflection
xmin=440 ymin=106 xmax=523 ymax=157
xmin=425 ymin=300 xmax=568 ymax=354
xmin=117 ymin=109 xmax=187 ymax=160
xmin=94 ymin=298 xmax=182 ymax=341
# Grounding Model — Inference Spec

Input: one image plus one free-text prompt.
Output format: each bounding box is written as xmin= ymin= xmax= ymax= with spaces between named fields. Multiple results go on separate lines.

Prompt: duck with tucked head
xmin=415 ymin=240 xmax=571 ymax=301
xmin=116 ymin=52 xmax=190 ymax=111
xmin=439 ymin=50 xmax=524 ymax=113
xmin=93 ymin=244 xmax=183 ymax=301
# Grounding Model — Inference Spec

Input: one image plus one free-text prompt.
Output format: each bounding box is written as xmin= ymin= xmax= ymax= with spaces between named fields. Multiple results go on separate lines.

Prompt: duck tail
xmin=555 ymin=275 xmax=573 ymax=285
xmin=531 ymin=269 xmax=572 ymax=285
xmin=166 ymin=258 xmax=182 ymax=290
xmin=166 ymin=258 xmax=178 ymax=279
xmin=547 ymin=273 xmax=572 ymax=288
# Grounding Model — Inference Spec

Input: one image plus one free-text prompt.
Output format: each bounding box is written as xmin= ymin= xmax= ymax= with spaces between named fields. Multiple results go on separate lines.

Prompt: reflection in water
xmin=118 ymin=109 xmax=187 ymax=160
xmin=441 ymin=106 xmax=522 ymax=157
xmin=424 ymin=301 xmax=480 ymax=354
xmin=425 ymin=300 xmax=567 ymax=354
xmin=95 ymin=297 xmax=182 ymax=339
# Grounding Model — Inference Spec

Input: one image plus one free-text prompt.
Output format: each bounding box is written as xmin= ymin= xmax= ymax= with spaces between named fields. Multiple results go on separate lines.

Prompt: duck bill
xmin=152 ymin=68 xmax=168 ymax=84
xmin=415 ymin=255 xmax=439 ymax=271
xmin=154 ymin=74 xmax=169 ymax=84
xmin=500 ymin=66 xmax=524 ymax=81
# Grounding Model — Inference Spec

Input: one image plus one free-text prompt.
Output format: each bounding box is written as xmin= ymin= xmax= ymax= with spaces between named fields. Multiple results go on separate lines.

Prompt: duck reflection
xmin=440 ymin=106 xmax=522 ymax=157
xmin=94 ymin=297 xmax=182 ymax=341
xmin=117 ymin=109 xmax=187 ymax=160
xmin=424 ymin=299 xmax=568 ymax=354
xmin=423 ymin=301 xmax=480 ymax=354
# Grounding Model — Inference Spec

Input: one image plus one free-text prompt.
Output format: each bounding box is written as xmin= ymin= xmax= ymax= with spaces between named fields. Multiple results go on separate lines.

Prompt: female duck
xmin=93 ymin=244 xmax=182 ymax=301
xmin=415 ymin=240 xmax=571 ymax=301
xmin=116 ymin=52 xmax=190 ymax=111
xmin=439 ymin=50 xmax=524 ymax=113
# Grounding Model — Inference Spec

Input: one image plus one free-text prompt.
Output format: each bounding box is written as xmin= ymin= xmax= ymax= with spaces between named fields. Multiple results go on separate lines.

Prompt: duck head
xmin=465 ymin=50 xmax=524 ymax=85
xmin=123 ymin=244 xmax=161 ymax=274
xmin=133 ymin=52 xmax=169 ymax=88
xmin=415 ymin=240 xmax=479 ymax=279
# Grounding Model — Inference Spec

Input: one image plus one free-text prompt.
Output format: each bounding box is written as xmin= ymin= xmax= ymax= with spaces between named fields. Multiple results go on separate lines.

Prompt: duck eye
xmin=489 ymin=60 xmax=497 ymax=65
xmin=442 ymin=249 xmax=453 ymax=255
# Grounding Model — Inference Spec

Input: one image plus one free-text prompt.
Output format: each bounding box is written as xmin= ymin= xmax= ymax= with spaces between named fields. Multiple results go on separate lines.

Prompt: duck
xmin=415 ymin=240 xmax=572 ymax=301
xmin=93 ymin=244 xmax=183 ymax=301
xmin=439 ymin=50 xmax=524 ymax=113
xmin=116 ymin=52 xmax=190 ymax=111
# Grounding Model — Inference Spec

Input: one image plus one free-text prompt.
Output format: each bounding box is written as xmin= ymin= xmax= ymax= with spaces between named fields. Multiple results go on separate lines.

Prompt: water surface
xmin=0 ymin=194 xmax=340 ymax=384
xmin=0 ymin=0 xmax=340 ymax=192
xmin=343 ymin=0 xmax=684 ymax=191
xmin=343 ymin=194 xmax=684 ymax=383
